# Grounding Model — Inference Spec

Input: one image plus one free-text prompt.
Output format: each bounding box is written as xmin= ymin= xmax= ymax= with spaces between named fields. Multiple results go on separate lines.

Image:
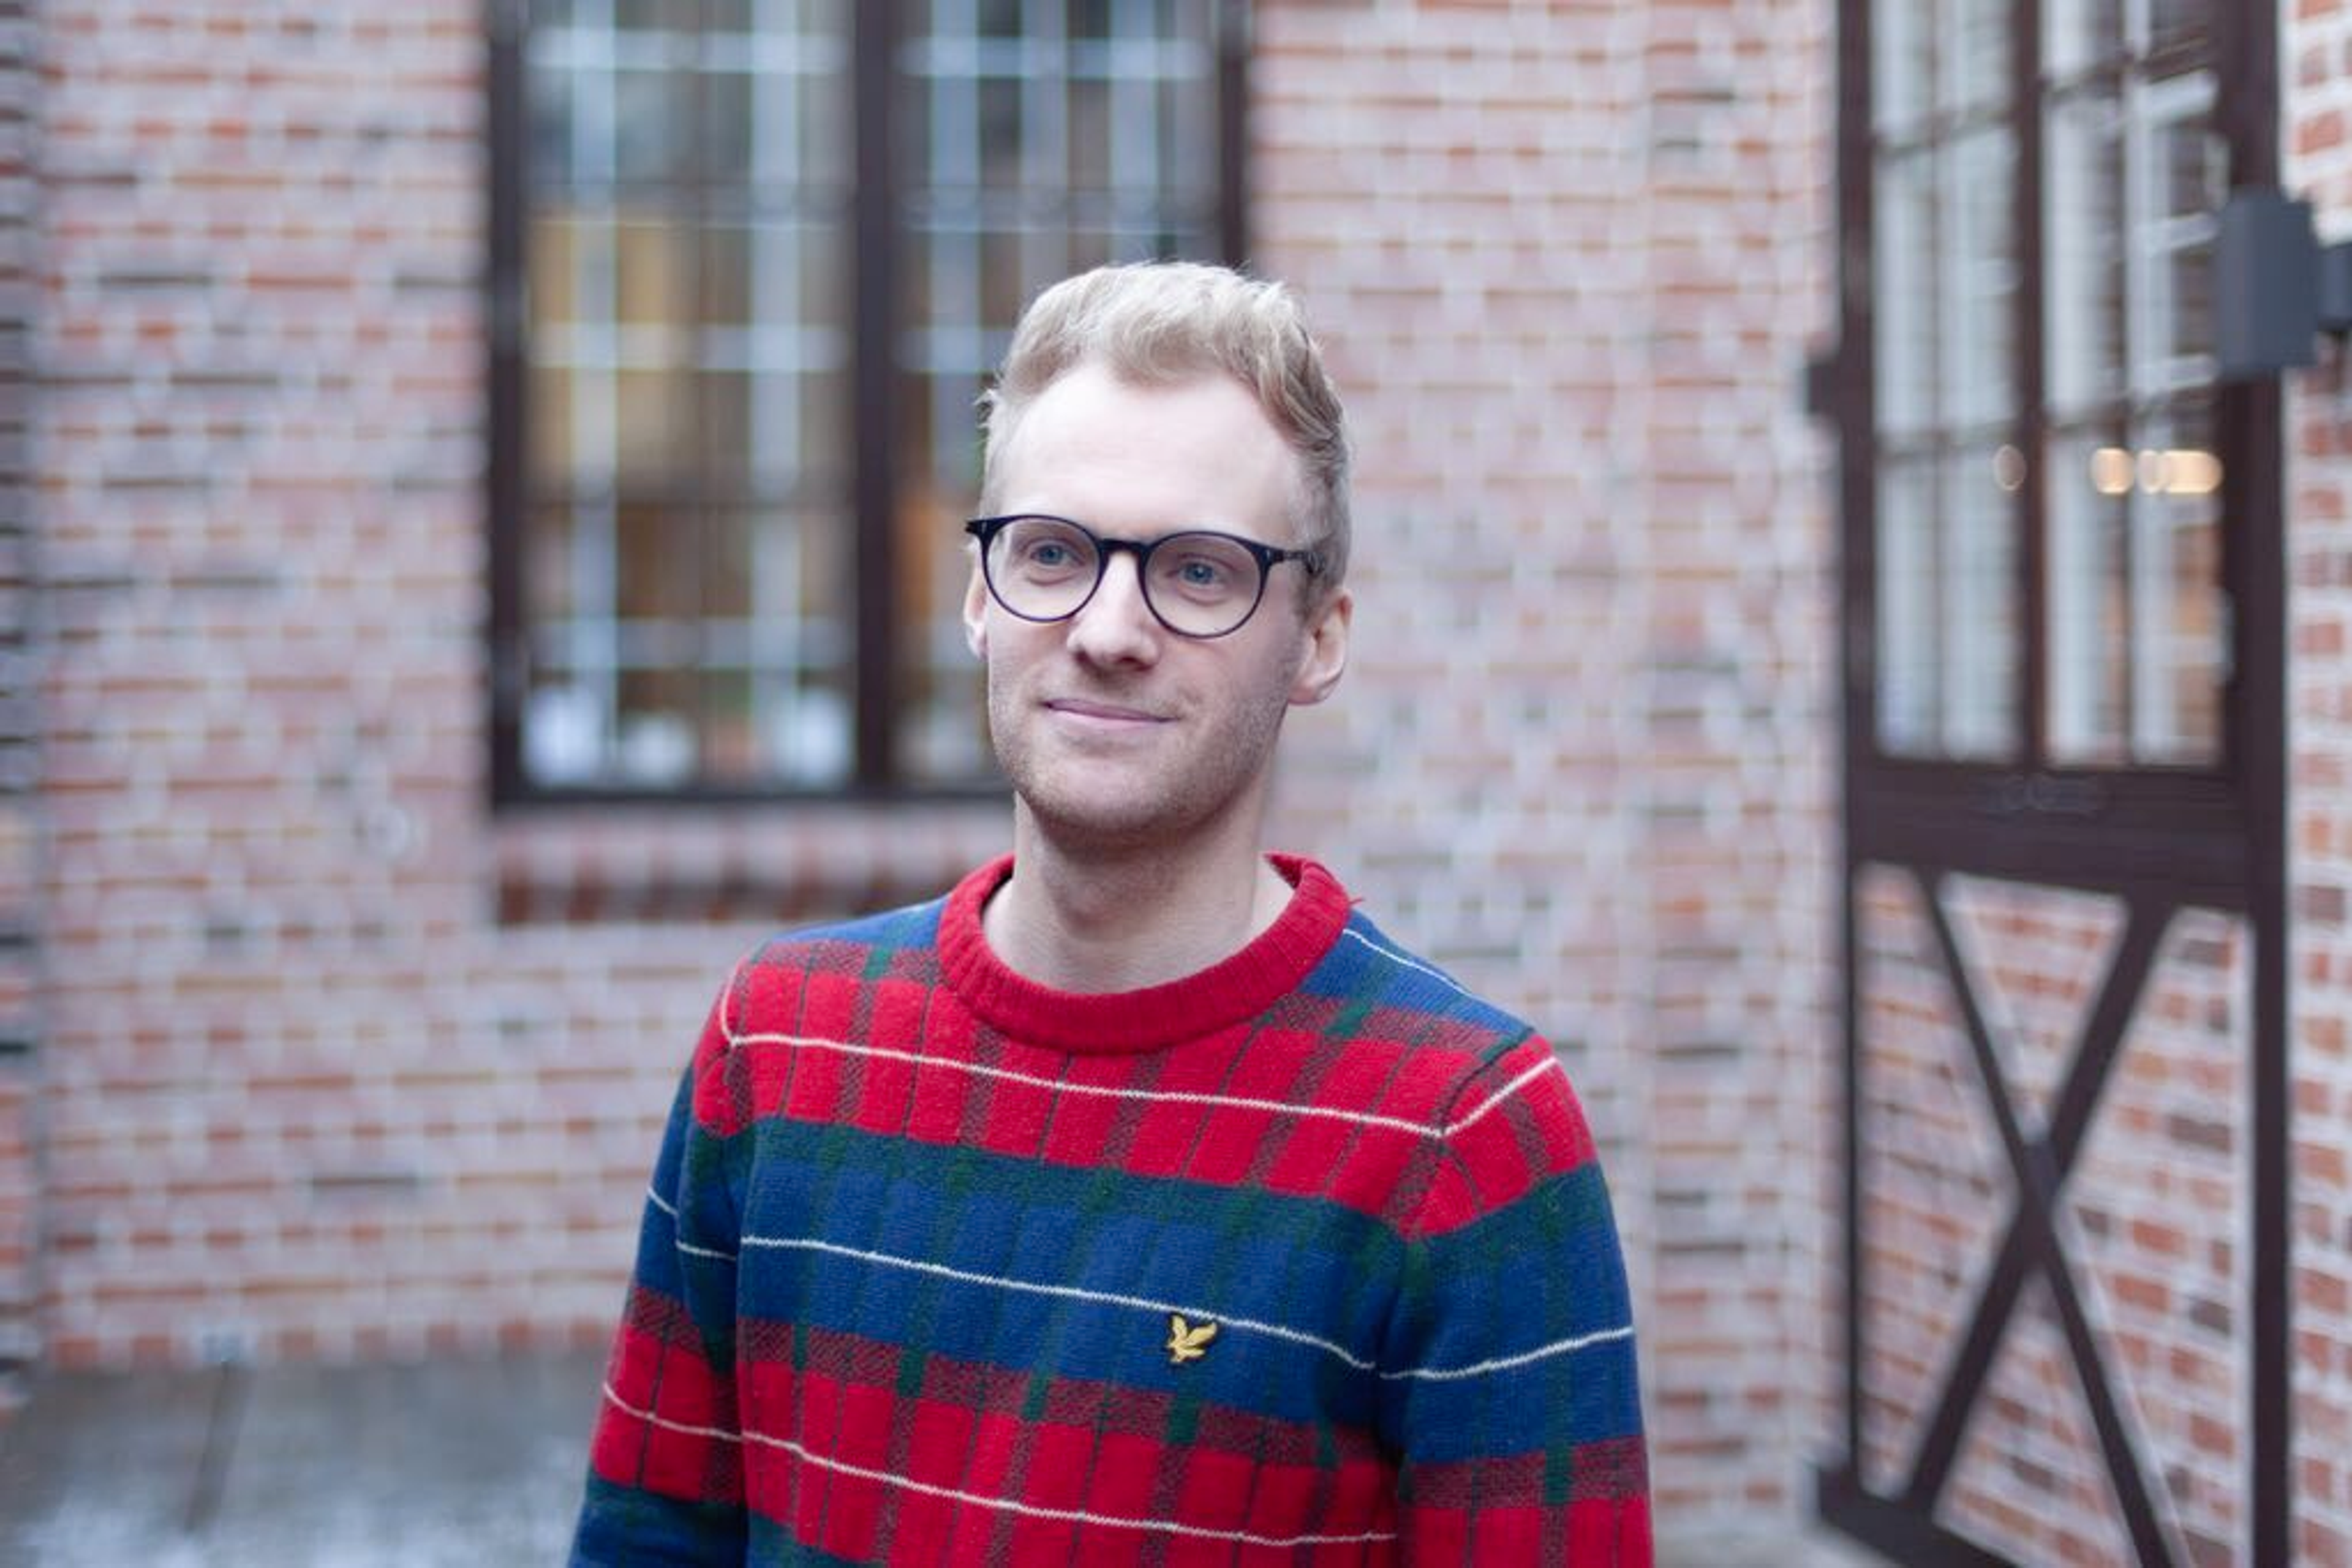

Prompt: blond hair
xmin=978 ymin=262 xmax=1352 ymax=594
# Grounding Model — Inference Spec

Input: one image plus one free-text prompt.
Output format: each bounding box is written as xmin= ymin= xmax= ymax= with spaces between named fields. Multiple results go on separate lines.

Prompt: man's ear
xmin=962 ymin=561 xmax=990 ymax=660
xmin=1288 ymin=587 xmax=1351 ymax=706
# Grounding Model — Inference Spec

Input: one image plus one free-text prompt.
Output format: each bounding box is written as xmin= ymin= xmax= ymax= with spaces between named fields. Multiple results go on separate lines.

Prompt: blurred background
xmin=0 ymin=0 xmax=2341 ymax=1563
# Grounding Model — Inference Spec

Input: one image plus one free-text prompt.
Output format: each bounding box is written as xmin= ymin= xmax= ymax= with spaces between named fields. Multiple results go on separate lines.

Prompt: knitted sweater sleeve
xmin=571 ymin=984 xmax=750 ymax=1566
xmin=1380 ymin=1035 xmax=1653 ymax=1564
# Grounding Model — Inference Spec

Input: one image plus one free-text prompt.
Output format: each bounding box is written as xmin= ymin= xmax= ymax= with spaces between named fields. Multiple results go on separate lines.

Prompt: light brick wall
xmin=23 ymin=0 xmax=1846 ymax=1537
xmin=2288 ymin=1 xmax=2352 ymax=1561
xmin=29 ymin=0 xmax=1012 ymax=1370
xmin=0 ymin=0 xmax=36 ymax=1390
xmin=1853 ymin=867 xmax=2257 ymax=1566
xmin=1253 ymin=0 xmax=1838 ymax=1529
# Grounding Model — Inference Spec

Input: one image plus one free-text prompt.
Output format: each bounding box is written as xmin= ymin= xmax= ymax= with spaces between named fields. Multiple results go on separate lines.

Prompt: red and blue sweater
xmin=573 ymin=854 xmax=1650 ymax=1564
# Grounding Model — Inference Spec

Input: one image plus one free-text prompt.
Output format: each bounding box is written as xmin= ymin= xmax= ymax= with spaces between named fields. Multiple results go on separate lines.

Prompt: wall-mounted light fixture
xmin=2217 ymin=186 xmax=2352 ymax=382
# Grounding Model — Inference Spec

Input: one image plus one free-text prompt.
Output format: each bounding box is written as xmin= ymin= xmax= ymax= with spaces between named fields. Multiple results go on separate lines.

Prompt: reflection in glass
xmin=1872 ymin=0 xmax=1929 ymax=135
xmin=1942 ymin=447 xmax=2018 ymax=756
xmin=1874 ymin=151 xmax=1935 ymax=438
xmin=2131 ymin=407 xmax=2224 ymax=761
xmin=523 ymin=0 xmax=858 ymax=790
xmin=2044 ymin=0 xmax=2125 ymax=80
xmin=1948 ymin=127 xmax=2018 ymax=432
xmin=2048 ymin=432 xmax=2131 ymax=762
xmin=2046 ymin=92 xmax=2125 ymax=417
xmin=1945 ymin=0 xmax=2013 ymax=116
xmin=1877 ymin=460 xmax=1937 ymax=754
xmin=2045 ymin=412 xmax=2223 ymax=765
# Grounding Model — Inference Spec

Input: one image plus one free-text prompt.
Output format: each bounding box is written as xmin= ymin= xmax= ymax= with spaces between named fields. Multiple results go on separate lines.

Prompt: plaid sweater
xmin=573 ymin=854 xmax=1649 ymax=1564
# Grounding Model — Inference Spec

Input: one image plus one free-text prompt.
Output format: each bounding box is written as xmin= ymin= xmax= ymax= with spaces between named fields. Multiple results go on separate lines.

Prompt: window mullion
xmin=2019 ymin=0 xmax=2051 ymax=769
xmin=852 ymin=0 xmax=903 ymax=790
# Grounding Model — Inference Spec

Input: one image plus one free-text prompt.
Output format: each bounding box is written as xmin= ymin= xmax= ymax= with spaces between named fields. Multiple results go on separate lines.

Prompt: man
xmin=572 ymin=262 xmax=1651 ymax=1563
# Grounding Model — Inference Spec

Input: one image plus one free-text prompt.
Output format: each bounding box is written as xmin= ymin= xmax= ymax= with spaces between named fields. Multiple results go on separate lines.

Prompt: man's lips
xmin=1044 ymin=698 xmax=1170 ymax=725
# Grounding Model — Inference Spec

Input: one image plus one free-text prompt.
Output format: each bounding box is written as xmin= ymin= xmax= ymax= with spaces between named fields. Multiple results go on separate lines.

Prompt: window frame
xmin=1836 ymin=0 xmax=2278 ymax=895
xmin=1822 ymin=1 xmax=2291 ymax=1562
xmin=485 ymin=0 xmax=1251 ymax=807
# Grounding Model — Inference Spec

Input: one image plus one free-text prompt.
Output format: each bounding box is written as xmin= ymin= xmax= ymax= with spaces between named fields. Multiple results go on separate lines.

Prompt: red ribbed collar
xmin=937 ymin=853 xmax=1351 ymax=1054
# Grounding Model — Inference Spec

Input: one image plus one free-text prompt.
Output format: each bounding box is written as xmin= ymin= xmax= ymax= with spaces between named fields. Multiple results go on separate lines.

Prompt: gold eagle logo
xmin=1166 ymin=1314 xmax=1218 ymax=1365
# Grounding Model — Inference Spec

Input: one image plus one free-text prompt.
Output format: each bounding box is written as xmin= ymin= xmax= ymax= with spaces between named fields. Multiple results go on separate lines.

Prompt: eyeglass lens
xmin=984 ymin=516 xmax=1267 ymax=636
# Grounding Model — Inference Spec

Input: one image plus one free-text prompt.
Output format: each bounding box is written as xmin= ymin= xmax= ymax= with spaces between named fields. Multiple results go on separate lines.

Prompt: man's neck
xmin=982 ymin=812 xmax=1295 ymax=994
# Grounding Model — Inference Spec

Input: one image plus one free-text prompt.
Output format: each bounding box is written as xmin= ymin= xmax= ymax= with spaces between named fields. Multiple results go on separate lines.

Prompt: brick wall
xmin=2289 ymin=1 xmax=2352 ymax=1561
xmin=1253 ymin=0 xmax=1838 ymax=1531
xmin=0 ymin=0 xmax=34 ymax=1394
xmin=23 ymin=0 xmax=1846 ymax=1537
xmin=1855 ymin=865 xmax=2254 ymax=1563
xmin=26 ymin=0 xmax=1017 ymax=1370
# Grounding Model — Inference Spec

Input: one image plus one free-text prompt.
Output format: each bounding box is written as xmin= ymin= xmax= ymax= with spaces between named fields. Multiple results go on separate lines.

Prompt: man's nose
xmin=1066 ymin=549 xmax=1161 ymax=664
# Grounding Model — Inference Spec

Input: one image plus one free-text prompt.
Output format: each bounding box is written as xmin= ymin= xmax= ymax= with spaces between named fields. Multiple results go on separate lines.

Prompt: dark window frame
xmin=1839 ymin=0 xmax=2271 ymax=888
xmin=484 ymin=0 xmax=1252 ymax=807
xmin=1822 ymin=2 xmax=2288 ymax=1564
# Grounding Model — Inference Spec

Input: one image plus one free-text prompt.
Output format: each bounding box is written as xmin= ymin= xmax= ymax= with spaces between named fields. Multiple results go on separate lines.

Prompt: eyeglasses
xmin=965 ymin=513 xmax=1323 ymax=640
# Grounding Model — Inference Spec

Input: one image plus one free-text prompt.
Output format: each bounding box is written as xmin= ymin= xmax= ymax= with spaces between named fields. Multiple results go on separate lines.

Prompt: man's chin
xmin=1017 ymin=794 xmax=1185 ymax=853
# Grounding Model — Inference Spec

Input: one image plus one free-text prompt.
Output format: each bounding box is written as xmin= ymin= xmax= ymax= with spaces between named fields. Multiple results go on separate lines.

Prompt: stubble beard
xmin=987 ymin=669 xmax=1295 ymax=859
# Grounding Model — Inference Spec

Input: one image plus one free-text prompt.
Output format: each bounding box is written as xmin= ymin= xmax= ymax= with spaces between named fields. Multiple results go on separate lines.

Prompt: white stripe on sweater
xmin=1376 ymin=1322 xmax=1637 ymax=1382
xmin=720 ymin=1027 xmax=1564 ymax=1142
xmin=655 ymin=1232 xmax=1634 ymax=1385
xmin=739 ymin=1234 xmax=1377 ymax=1370
xmin=1339 ymin=927 xmax=1471 ymax=997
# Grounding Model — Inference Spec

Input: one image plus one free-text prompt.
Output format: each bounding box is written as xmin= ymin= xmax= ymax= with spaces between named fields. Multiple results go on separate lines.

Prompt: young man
xmin=572 ymin=263 xmax=1651 ymax=1563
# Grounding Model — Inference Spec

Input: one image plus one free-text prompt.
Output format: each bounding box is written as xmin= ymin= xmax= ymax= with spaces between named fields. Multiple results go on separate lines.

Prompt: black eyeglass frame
xmin=963 ymin=513 xmax=1325 ymax=640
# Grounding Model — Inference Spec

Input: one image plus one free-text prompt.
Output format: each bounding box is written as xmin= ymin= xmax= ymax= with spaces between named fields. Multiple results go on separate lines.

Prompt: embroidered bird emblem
xmin=1166 ymin=1314 xmax=1218 ymax=1365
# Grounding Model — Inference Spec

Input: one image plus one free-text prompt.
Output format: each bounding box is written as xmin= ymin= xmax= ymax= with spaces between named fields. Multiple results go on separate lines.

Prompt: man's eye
xmin=1164 ymin=554 xmax=1242 ymax=597
xmin=1015 ymin=537 xmax=1087 ymax=572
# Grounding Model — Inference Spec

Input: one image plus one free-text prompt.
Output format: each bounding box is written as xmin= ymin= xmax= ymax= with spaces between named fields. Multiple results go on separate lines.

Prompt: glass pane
xmin=614 ymin=366 xmax=692 ymax=489
xmin=614 ymin=219 xmax=691 ymax=328
xmin=2046 ymin=431 xmax=2132 ymax=763
xmin=756 ymin=510 xmax=853 ymax=786
xmin=2130 ymin=404 xmax=2225 ymax=761
xmin=1875 ymin=151 xmax=1936 ymax=439
xmin=527 ymin=502 xmax=582 ymax=624
xmin=2045 ymin=0 xmax=2124 ymax=78
xmin=1946 ymin=0 xmax=2013 ymax=116
xmin=1948 ymin=126 xmax=2019 ymax=431
xmin=616 ymin=500 xmax=700 ymax=622
xmin=704 ymin=69 xmax=755 ymax=186
xmin=1877 ymin=459 xmax=1937 ymax=754
xmin=1941 ymin=446 xmax=2020 ymax=756
xmin=613 ymin=68 xmax=691 ymax=184
xmin=530 ymin=364 xmax=576 ymax=488
xmin=2147 ymin=0 xmax=2205 ymax=52
xmin=2132 ymin=82 xmax=2220 ymax=391
xmin=1873 ymin=0 xmax=1930 ymax=134
xmin=1873 ymin=447 xmax=2022 ymax=761
xmin=2160 ymin=111 xmax=2224 ymax=222
xmin=2046 ymin=92 xmax=2126 ymax=416
xmin=529 ymin=213 xmax=584 ymax=325
xmin=522 ymin=0 xmax=858 ymax=790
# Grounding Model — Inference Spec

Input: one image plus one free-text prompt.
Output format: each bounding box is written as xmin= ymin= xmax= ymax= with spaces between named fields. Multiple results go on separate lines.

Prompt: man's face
xmin=963 ymin=361 xmax=1351 ymax=854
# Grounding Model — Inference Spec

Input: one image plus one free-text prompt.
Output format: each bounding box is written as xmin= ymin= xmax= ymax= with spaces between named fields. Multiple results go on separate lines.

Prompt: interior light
xmin=1993 ymin=445 xmax=2026 ymax=492
xmin=2090 ymin=447 xmax=2134 ymax=496
xmin=2162 ymin=449 xmax=2223 ymax=496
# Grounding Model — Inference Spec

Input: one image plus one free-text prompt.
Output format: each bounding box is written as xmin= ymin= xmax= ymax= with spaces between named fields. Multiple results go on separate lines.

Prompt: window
xmin=490 ymin=0 xmax=1239 ymax=799
xmin=1866 ymin=0 xmax=2228 ymax=769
